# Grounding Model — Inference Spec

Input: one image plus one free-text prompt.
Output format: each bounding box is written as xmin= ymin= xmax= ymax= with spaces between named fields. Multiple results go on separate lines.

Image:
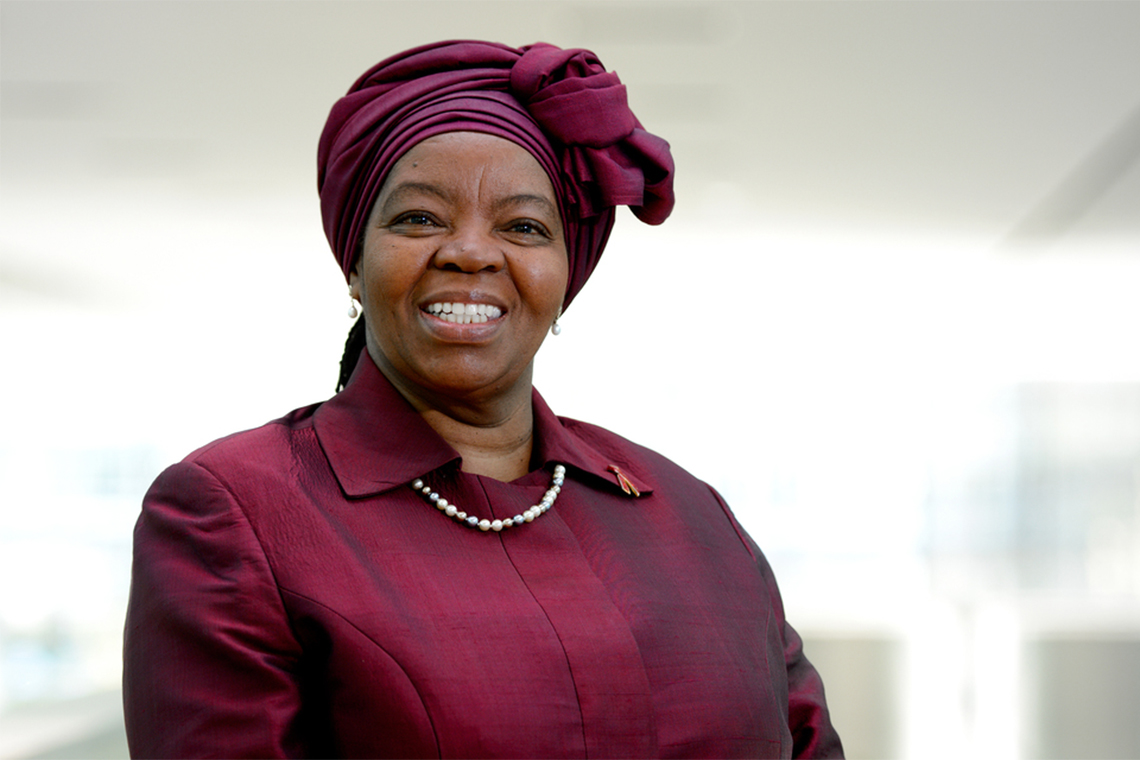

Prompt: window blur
xmin=2 ymin=2 xmax=1139 ymax=758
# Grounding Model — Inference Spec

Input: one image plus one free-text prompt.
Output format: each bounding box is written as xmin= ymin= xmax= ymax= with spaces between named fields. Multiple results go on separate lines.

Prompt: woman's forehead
xmin=383 ymin=132 xmax=559 ymax=203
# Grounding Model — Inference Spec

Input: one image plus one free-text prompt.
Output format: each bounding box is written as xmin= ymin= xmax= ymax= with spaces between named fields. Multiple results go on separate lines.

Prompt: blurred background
xmin=3 ymin=1 xmax=1140 ymax=757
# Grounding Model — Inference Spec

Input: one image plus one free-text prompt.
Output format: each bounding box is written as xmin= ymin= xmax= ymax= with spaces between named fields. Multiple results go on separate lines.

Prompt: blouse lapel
xmin=312 ymin=354 xmax=459 ymax=498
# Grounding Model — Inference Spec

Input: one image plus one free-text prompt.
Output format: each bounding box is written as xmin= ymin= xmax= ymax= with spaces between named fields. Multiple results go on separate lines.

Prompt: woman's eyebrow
xmin=493 ymin=193 xmax=558 ymax=218
xmin=378 ymin=182 xmax=451 ymax=215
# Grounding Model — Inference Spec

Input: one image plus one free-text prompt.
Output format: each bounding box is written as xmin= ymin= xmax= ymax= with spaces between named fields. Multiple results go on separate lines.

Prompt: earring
xmin=551 ymin=309 xmax=562 ymax=336
xmin=348 ymin=293 xmax=361 ymax=319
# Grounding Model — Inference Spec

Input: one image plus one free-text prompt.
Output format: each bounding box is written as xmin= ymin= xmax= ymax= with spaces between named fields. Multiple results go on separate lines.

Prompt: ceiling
xmin=3 ymin=0 xmax=1139 ymax=248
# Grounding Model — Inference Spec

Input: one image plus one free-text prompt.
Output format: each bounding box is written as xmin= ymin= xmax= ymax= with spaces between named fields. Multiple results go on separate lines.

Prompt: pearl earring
xmin=348 ymin=294 xmax=361 ymax=319
xmin=551 ymin=309 xmax=562 ymax=336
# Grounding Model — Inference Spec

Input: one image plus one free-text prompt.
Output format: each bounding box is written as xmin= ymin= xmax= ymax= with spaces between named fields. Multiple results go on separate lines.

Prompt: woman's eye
xmin=392 ymin=212 xmax=437 ymax=227
xmin=508 ymin=220 xmax=550 ymax=237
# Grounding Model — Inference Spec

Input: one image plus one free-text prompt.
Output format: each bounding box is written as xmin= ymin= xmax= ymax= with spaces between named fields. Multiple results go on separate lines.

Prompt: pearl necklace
xmin=411 ymin=464 xmax=566 ymax=532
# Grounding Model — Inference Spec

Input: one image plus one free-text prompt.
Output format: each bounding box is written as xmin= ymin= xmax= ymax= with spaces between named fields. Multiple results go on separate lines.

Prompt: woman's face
xmin=351 ymin=132 xmax=569 ymax=405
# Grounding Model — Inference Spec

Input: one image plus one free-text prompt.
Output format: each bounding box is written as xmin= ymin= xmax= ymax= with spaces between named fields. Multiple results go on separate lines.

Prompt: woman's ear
xmin=348 ymin=267 xmax=361 ymax=301
xmin=346 ymin=266 xmax=364 ymax=319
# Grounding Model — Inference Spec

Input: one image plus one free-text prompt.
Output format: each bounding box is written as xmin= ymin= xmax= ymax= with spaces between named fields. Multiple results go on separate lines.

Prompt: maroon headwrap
xmin=317 ymin=40 xmax=675 ymax=308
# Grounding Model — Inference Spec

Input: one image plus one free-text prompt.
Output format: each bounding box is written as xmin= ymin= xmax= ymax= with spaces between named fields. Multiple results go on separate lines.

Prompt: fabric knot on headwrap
xmin=510 ymin=45 xmax=635 ymax=148
xmin=509 ymin=44 xmax=672 ymax=227
xmin=317 ymin=39 xmax=675 ymax=308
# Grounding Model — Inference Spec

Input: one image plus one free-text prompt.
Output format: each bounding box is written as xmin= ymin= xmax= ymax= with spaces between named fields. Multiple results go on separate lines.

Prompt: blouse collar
xmin=313 ymin=352 xmax=653 ymax=499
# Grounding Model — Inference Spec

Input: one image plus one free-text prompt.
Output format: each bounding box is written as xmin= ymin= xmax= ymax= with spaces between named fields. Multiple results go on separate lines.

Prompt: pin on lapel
xmin=606 ymin=465 xmax=640 ymax=497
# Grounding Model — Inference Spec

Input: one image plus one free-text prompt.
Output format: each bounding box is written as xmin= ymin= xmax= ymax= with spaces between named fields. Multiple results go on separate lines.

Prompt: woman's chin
xmin=383 ymin=353 xmax=532 ymax=407
xmin=432 ymin=363 xmax=528 ymax=400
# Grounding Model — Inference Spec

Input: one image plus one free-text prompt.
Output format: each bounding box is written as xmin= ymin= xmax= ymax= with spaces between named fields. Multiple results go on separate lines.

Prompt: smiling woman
xmin=352 ymin=133 xmax=569 ymax=481
xmin=122 ymin=40 xmax=843 ymax=758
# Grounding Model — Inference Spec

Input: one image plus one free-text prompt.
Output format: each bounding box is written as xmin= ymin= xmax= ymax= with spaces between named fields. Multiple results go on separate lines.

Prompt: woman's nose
xmin=434 ymin=228 xmax=505 ymax=273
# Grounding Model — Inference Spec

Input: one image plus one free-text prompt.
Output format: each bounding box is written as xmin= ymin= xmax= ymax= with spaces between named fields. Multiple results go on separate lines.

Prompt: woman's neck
xmin=419 ymin=404 xmax=533 ymax=482
xmin=372 ymin=355 xmax=536 ymax=482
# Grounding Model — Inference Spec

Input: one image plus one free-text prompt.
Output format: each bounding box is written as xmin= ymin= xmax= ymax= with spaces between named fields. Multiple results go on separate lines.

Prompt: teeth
xmin=425 ymin=302 xmax=502 ymax=324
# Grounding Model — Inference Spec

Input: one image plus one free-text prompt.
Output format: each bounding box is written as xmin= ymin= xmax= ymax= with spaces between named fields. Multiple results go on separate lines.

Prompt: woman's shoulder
xmin=553 ymin=413 xmax=761 ymax=561
xmin=140 ymin=401 xmax=335 ymax=538
xmin=174 ymin=402 xmax=325 ymax=483
xmin=553 ymin=413 xmax=712 ymax=494
xmin=555 ymin=414 xmax=663 ymax=460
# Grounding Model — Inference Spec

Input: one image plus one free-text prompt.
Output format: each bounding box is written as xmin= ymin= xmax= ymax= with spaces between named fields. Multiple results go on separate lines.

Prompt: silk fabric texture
xmin=317 ymin=40 xmax=675 ymax=308
xmin=123 ymin=355 xmax=844 ymax=758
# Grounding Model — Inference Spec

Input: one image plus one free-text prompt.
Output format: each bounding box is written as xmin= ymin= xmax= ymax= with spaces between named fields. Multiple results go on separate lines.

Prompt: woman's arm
xmin=709 ymin=486 xmax=845 ymax=758
xmin=123 ymin=460 xmax=307 ymax=758
xmin=781 ymin=615 xmax=845 ymax=758
xmin=752 ymin=546 xmax=845 ymax=759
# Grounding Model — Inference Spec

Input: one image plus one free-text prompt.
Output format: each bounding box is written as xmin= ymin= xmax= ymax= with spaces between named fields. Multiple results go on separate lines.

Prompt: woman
xmin=123 ymin=40 xmax=843 ymax=759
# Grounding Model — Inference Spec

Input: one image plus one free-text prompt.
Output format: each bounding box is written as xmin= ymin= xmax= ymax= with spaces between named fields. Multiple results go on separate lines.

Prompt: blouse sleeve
xmin=123 ymin=460 xmax=306 ymax=758
xmin=709 ymin=487 xmax=845 ymax=759
xmin=761 ymin=556 xmax=846 ymax=759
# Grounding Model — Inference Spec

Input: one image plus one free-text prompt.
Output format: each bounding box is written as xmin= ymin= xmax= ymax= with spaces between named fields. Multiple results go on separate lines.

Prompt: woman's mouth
xmin=423 ymin=302 xmax=503 ymax=324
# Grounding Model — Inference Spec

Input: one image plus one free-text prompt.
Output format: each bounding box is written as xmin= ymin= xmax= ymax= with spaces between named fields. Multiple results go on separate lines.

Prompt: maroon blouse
xmin=123 ymin=356 xmax=843 ymax=758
